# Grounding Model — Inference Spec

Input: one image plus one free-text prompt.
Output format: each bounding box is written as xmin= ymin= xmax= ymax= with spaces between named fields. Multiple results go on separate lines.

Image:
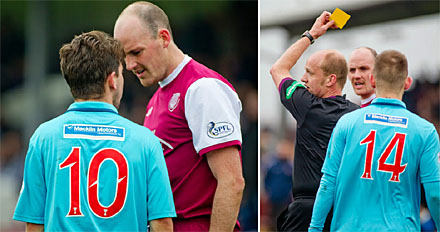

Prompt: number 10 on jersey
xmin=59 ymin=147 xmax=129 ymax=218
xmin=360 ymin=130 xmax=407 ymax=182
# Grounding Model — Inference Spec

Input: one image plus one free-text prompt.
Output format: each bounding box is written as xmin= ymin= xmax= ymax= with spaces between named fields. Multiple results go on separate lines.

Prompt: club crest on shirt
xmin=168 ymin=93 xmax=180 ymax=112
xmin=207 ymin=121 xmax=234 ymax=138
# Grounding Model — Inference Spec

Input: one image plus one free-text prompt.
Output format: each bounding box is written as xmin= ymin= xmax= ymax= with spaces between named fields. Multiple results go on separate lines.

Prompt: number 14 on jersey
xmin=360 ymin=130 xmax=407 ymax=182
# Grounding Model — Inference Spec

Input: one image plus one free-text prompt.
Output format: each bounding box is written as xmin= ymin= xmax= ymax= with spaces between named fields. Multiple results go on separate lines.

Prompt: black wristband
xmin=301 ymin=30 xmax=315 ymax=44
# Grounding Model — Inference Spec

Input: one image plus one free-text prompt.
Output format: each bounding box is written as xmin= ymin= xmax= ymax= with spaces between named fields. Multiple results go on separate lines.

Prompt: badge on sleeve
xmin=207 ymin=121 xmax=234 ymax=138
xmin=286 ymin=81 xmax=305 ymax=99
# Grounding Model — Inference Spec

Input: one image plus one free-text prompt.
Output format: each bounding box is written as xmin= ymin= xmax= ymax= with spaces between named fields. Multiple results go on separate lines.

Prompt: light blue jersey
xmin=322 ymin=98 xmax=440 ymax=231
xmin=14 ymin=101 xmax=176 ymax=231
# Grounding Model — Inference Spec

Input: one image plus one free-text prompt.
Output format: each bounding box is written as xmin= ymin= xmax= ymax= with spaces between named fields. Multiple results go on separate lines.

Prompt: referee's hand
xmin=309 ymin=11 xmax=337 ymax=40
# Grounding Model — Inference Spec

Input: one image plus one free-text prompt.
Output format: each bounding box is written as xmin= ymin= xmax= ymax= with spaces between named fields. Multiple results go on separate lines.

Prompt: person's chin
xmin=356 ymin=90 xmax=366 ymax=96
xmin=140 ymin=78 xmax=159 ymax=87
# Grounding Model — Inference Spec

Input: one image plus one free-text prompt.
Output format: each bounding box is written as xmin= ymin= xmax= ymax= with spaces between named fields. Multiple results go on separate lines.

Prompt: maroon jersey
xmin=143 ymin=56 xmax=242 ymax=219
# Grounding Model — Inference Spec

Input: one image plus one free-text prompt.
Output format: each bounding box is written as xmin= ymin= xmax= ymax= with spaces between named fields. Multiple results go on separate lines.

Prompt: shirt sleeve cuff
xmin=199 ymin=140 xmax=242 ymax=156
xmin=148 ymin=211 xmax=177 ymax=221
xmin=278 ymin=77 xmax=294 ymax=93
xmin=13 ymin=214 xmax=44 ymax=224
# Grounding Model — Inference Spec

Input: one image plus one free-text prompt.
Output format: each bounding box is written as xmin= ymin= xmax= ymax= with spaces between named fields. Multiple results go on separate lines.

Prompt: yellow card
xmin=330 ymin=8 xmax=351 ymax=29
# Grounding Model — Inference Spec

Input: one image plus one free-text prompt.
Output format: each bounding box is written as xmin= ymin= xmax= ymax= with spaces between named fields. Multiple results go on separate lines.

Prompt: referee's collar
xmin=67 ymin=101 xmax=119 ymax=114
xmin=159 ymin=55 xmax=192 ymax=88
xmin=371 ymin=98 xmax=406 ymax=108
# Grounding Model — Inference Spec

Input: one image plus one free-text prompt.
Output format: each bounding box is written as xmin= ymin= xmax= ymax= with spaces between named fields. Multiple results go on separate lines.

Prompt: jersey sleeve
xmin=419 ymin=127 xmax=440 ymax=184
xmin=184 ymin=78 xmax=242 ymax=155
xmin=279 ymin=78 xmax=314 ymax=126
xmin=13 ymin=132 xmax=46 ymax=224
xmin=309 ymin=173 xmax=336 ymax=231
xmin=321 ymin=117 xmax=347 ymax=176
xmin=146 ymin=136 xmax=176 ymax=220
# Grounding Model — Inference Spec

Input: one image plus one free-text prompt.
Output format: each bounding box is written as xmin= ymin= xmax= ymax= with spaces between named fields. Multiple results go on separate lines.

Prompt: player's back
xmin=327 ymin=98 xmax=439 ymax=231
xmin=14 ymin=102 xmax=175 ymax=231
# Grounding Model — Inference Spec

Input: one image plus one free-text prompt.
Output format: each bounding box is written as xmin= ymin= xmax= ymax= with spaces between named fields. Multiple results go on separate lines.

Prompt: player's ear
xmin=107 ymin=71 xmax=118 ymax=90
xmin=369 ymin=74 xmax=376 ymax=88
xmin=404 ymin=76 xmax=413 ymax=91
xmin=158 ymin=29 xmax=171 ymax=48
xmin=326 ymin=74 xmax=337 ymax=87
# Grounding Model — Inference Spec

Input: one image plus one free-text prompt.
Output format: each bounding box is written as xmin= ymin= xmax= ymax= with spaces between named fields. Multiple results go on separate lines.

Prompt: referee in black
xmin=270 ymin=11 xmax=359 ymax=231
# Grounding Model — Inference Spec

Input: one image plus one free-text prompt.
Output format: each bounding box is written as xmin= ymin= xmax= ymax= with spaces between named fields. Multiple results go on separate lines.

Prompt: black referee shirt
xmin=279 ymin=78 xmax=359 ymax=198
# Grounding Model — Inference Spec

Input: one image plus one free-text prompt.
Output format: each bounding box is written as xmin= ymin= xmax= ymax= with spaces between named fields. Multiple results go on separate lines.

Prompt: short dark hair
xmin=59 ymin=30 xmax=125 ymax=99
xmin=374 ymin=50 xmax=408 ymax=90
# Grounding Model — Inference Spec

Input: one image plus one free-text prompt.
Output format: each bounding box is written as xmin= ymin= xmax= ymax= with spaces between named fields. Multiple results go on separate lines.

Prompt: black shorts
xmin=276 ymin=198 xmax=332 ymax=232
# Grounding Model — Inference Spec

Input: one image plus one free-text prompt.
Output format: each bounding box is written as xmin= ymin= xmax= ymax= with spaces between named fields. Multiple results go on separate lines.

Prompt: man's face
xmin=113 ymin=64 xmax=124 ymax=109
xmin=301 ymin=54 xmax=326 ymax=97
xmin=348 ymin=48 xmax=375 ymax=99
xmin=114 ymin=15 xmax=168 ymax=87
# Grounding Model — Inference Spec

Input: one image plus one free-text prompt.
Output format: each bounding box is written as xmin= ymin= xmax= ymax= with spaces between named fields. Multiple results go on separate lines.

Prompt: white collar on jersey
xmin=361 ymin=93 xmax=376 ymax=105
xmin=159 ymin=55 xmax=192 ymax=88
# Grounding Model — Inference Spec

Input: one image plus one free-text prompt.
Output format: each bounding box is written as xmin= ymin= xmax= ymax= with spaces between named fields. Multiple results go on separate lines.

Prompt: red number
xmin=59 ymin=147 xmax=84 ymax=216
xmin=360 ymin=130 xmax=376 ymax=179
xmin=59 ymin=148 xmax=129 ymax=218
xmin=377 ymin=133 xmax=407 ymax=182
xmin=88 ymin=149 xmax=128 ymax=218
xmin=360 ymin=130 xmax=407 ymax=182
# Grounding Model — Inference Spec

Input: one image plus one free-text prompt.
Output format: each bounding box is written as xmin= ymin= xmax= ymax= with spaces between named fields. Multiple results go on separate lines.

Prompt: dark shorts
xmin=276 ymin=198 xmax=332 ymax=232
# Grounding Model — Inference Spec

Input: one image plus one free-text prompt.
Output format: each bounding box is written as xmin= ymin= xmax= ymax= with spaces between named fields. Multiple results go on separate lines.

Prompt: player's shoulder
xmin=186 ymin=77 xmax=239 ymax=106
xmin=339 ymin=103 xmax=363 ymax=119
xmin=32 ymin=113 xmax=69 ymax=139
xmin=115 ymin=115 xmax=156 ymax=138
xmin=188 ymin=59 xmax=221 ymax=77
xmin=404 ymin=109 xmax=437 ymax=132
xmin=101 ymin=115 xmax=161 ymax=150
xmin=186 ymin=59 xmax=234 ymax=89
xmin=335 ymin=106 xmax=364 ymax=128
xmin=346 ymin=99 xmax=361 ymax=111
xmin=189 ymin=77 xmax=234 ymax=91
xmin=280 ymin=78 xmax=313 ymax=101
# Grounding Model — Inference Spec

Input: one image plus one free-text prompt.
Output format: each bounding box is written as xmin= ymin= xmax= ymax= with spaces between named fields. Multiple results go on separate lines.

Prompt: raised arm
xmin=270 ymin=11 xmax=336 ymax=89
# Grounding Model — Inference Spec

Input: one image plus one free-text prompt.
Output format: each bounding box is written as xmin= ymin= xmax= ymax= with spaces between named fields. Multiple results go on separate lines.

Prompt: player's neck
xmin=323 ymin=88 xmax=342 ymax=98
xmin=360 ymin=93 xmax=376 ymax=104
xmin=165 ymin=43 xmax=185 ymax=78
xmin=74 ymin=95 xmax=114 ymax=106
xmin=376 ymin=89 xmax=403 ymax=100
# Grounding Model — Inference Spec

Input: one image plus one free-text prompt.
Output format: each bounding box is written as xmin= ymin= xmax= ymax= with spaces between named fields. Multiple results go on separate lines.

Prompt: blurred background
xmin=0 ymin=1 xmax=257 ymax=231
xmin=260 ymin=0 xmax=439 ymax=231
